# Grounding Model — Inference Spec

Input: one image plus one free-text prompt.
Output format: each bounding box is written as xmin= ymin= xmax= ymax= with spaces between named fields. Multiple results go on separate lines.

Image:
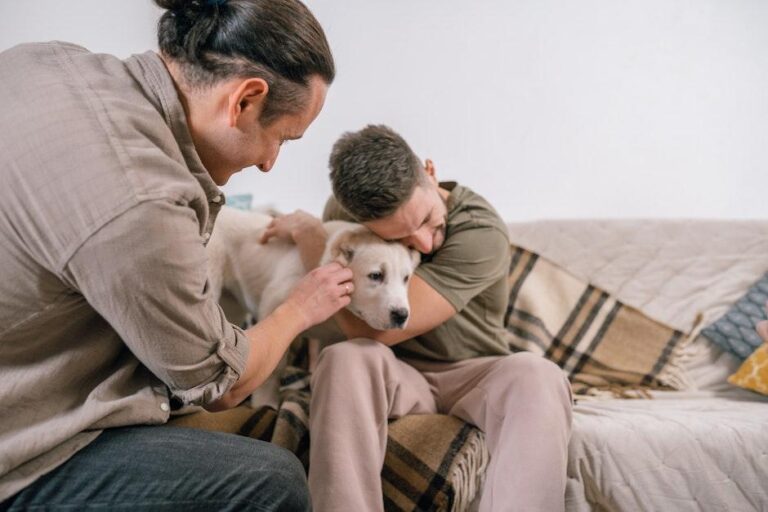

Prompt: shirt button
xmin=160 ymin=402 xmax=170 ymax=412
xmin=202 ymin=232 xmax=211 ymax=242
xmin=212 ymin=195 xmax=222 ymax=203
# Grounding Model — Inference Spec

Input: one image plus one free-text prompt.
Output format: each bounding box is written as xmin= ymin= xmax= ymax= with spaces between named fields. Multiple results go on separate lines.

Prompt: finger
xmin=331 ymin=267 xmax=354 ymax=283
xmin=757 ymin=321 xmax=768 ymax=343
xmin=339 ymin=281 xmax=354 ymax=296
xmin=260 ymin=227 xmax=275 ymax=244
xmin=315 ymin=263 xmax=353 ymax=283
xmin=319 ymin=261 xmax=345 ymax=272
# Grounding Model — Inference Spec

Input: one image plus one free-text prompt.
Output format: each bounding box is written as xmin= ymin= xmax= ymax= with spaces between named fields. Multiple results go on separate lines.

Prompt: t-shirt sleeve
xmin=415 ymin=225 xmax=510 ymax=312
xmin=63 ymin=199 xmax=250 ymax=406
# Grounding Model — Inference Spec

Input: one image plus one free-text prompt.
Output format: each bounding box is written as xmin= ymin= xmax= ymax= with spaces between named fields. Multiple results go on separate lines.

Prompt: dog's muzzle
xmin=390 ymin=308 xmax=409 ymax=329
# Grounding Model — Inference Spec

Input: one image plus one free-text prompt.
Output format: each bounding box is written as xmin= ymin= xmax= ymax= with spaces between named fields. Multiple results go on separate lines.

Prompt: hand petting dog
xmin=283 ymin=262 xmax=354 ymax=332
xmin=261 ymin=210 xmax=329 ymax=271
xmin=261 ymin=211 xmax=355 ymax=330
xmin=260 ymin=209 xmax=321 ymax=243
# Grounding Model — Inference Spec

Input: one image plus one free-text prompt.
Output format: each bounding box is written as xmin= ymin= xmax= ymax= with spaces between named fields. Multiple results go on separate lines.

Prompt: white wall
xmin=2 ymin=0 xmax=766 ymax=220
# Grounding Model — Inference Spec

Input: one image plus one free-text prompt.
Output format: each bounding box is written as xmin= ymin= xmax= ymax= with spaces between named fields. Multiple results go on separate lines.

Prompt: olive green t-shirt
xmin=323 ymin=182 xmax=512 ymax=362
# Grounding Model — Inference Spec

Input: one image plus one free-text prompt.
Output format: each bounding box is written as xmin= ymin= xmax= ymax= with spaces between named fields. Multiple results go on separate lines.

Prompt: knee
xmin=495 ymin=353 xmax=571 ymax=401
xmin=314 ymin=338 xmax=391 ymax=375
xmin=243 ymin=444 xmax=310 ymax=511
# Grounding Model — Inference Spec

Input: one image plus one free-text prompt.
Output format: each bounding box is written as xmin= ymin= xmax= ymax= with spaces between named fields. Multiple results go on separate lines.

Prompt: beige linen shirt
xmin=0 ymin=42 xmax=250 ymax=500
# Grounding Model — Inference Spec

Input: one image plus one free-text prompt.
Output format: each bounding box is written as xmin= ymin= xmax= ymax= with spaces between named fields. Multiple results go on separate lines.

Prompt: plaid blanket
xmin=170 ymin=244 xmax=693 ymax=510
xmin=506 ymin=246 xmax=692 ymax=395
xmin=169 ymin=366 xmax=488 ymax=512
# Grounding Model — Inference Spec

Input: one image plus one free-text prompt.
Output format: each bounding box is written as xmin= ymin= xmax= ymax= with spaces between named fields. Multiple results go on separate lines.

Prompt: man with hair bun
xmin=0 ymin=1 xmax=342 ymax=509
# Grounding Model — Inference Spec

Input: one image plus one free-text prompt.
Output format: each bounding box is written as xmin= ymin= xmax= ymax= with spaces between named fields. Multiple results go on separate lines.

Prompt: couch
xmin=171 ymin=218 xmax=768 ymax=511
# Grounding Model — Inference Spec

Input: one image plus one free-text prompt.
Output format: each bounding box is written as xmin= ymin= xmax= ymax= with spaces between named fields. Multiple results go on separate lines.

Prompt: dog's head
xmin=329 ymin=227 xmax=420 ymax=330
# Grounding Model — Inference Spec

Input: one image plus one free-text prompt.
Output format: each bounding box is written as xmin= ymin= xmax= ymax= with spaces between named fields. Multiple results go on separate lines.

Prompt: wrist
xmin=274 ymin=298 xmax=312 ymax=334
xmin=291 ymin=220 xmax=325 ymax=243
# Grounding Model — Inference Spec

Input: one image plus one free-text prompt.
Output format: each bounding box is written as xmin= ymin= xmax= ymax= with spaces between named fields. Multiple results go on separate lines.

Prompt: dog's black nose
xmin=390 ymin=308 xmax=409 ymax=328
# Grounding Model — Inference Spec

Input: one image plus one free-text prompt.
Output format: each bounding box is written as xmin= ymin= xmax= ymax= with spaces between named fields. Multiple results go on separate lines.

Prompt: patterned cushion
xmin=728 ymin=343 xmax=768 ymax=395
xmin=701 ymin=273 xmax=768 ymax=359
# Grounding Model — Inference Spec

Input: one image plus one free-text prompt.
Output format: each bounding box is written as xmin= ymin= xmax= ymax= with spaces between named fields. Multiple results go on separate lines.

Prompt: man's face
xmin=364 ymin=178 xmax=448 ymax=255
xmin=192 ymin=75 xmax=328 ymax=185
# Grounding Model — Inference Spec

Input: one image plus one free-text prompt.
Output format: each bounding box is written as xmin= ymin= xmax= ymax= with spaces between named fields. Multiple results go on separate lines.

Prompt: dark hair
xmin=329 ymin=125 xmax=426 ymax=222
xmin=156 ymin=0 xmax=335 ymax=125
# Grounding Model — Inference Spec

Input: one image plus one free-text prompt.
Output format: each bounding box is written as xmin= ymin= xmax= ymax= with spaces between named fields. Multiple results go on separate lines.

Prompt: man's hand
xmin=206 ymin=261 xmax=353 ymax=412
xmin=757 ymin=301 xmax=768 ymax=344
xmin=260 ymin=210 xmax=327 ymax=271
xmin=260 ymin=209 xmax=324 ymax=245
xmin=285 ymin=261 xmax=354 ymax=331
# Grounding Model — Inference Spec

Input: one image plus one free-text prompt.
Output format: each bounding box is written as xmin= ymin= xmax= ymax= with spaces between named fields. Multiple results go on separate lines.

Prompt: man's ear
xmin=227 ymin=77 xmax=269 ymax=128
xmin=423 ymin=159 xmax=439 ymax=186
xmin=330 ymin=231 xmax=355 ymax=265
xmin=424 ymin=159 xmax=436 ymax=176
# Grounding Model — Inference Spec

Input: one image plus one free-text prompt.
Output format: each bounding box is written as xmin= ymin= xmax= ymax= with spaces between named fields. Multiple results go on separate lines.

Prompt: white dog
xmin=207 ymin=206 xmax=420 ymax=406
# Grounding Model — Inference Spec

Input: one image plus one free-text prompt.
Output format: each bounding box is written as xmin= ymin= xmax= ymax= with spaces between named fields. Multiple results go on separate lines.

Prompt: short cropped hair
xmin=329 ymin=125 xmax=426 ymax=221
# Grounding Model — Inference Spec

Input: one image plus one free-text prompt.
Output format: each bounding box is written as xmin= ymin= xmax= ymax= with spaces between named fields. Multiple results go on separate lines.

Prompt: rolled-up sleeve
xmin=63 ymin=199 xmax=249 ymax=406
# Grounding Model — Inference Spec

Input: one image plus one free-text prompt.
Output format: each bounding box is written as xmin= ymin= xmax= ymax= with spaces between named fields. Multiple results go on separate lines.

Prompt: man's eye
xmin=368 ymin=272 xmax=384 ymax=282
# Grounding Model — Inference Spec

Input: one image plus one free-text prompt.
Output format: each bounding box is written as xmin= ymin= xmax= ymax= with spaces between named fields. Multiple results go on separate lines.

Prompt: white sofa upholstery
xmin=504 ymin=219 xmax=768 ymax=512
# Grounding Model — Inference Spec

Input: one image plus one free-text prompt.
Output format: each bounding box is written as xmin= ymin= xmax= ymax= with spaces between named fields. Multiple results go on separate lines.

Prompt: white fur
xmin=206 ymin=206 xmax=420 ymax=407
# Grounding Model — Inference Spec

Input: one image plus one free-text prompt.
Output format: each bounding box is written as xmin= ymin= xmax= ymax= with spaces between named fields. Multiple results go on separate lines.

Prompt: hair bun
xmin=155 ymin=0 xmax=220 ymax=16
xmin=155 ymin=0 xmax=191 ymax=11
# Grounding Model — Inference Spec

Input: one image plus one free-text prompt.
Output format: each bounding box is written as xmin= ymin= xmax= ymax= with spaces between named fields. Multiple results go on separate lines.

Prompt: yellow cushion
xmin=728 ymin=343 xmax=768 ymax=396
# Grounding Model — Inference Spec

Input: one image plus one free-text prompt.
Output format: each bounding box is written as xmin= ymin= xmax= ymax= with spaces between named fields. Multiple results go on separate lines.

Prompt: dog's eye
xmin=403 ymin=275 xmax=410 ymax=284
xmin=368 ymin=271 xmax=384 ymax=282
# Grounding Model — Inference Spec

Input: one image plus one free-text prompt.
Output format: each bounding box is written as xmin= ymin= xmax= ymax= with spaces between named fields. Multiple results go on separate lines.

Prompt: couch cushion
xmin=507 ymin=220 xmax=768 ymax=333
xmin=728 ymin=343 xmax=768 ymax=396
xmin=566 ymin=390 xmax=768 ymax=512
xmin=701 ymin=273 xmax=768 ymax=359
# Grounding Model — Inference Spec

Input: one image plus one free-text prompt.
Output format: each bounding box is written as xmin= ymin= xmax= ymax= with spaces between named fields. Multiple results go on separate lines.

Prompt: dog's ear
xmin=409 ymin=248 xmax=421 ymax=270
xmin=330 ymin=231 xmax=355 ymax=265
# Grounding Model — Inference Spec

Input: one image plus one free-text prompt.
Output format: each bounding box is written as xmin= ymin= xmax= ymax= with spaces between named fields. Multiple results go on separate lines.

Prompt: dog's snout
xmin=390 ymin=308 xmax=409 ymax=328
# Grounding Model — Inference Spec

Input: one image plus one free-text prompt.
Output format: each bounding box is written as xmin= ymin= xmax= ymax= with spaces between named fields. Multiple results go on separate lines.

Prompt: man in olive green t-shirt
xmin=263 ymin=125 xmax=573 ymax=512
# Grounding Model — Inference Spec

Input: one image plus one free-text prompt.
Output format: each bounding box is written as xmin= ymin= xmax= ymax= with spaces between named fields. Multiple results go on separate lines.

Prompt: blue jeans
xmin=1 ymin=426 xmax=310 ymax=511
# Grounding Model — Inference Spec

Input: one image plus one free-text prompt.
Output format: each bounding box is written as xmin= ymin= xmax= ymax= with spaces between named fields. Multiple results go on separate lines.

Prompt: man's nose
xmin=408 ymin=229 xmax=432 ymax=254
xmin=258 ymin=147 xmax=280 ymax=173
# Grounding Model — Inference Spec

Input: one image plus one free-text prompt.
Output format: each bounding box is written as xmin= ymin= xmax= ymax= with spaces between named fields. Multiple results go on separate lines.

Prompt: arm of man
xmin=260 ymin=210 xmax=327 ymax=271
xmin=259 ymin=208 xmax=458 ymax=344
xmin=336 ymin=224 xmax=511 ymax=346
xmin=208 ymin=260 xmax=351 ymax=410
xmin=334 ymin=274 xmax=456 ymax=345
xmin=65 ymin=200 xmax=351 ymax=413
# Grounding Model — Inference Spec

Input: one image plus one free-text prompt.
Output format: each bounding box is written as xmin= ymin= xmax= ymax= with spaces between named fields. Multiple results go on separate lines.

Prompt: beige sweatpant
xmin=308 ymin=338 xmax=573 ymax=512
